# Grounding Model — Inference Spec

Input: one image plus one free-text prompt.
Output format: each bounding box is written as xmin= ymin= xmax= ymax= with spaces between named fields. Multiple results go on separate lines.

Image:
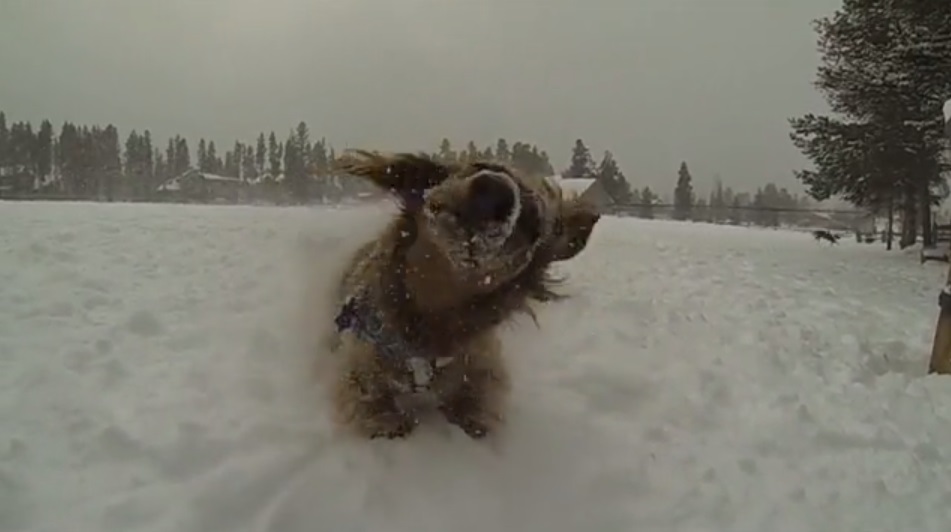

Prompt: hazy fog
xmin=0 ymin=0 xmax=840 ymax=195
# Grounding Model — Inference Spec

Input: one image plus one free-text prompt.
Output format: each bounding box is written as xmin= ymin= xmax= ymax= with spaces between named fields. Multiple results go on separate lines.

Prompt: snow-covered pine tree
xmin=790 ymin=0 xmax=951 ymax=247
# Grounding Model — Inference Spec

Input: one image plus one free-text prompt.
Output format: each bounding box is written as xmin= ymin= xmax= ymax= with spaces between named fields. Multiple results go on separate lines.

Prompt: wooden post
xmin=927 ymin=100 xmax=951 ymax=374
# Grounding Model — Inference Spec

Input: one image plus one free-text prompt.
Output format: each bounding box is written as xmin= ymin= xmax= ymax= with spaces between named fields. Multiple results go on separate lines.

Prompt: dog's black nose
xmin=462 ymin=172 xmax=516 ymax=225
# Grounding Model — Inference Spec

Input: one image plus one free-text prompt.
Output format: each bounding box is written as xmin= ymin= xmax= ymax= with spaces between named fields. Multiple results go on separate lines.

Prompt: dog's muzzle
xmin=460 ymin=171 xmax=518 ymax=229
xmin=423 ymin=170 xmax=524 ymax=271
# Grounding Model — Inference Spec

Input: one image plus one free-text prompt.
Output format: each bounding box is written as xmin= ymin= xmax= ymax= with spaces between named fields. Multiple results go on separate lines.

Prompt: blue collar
xmin=334 ymin=287 xmax=421 ymax=361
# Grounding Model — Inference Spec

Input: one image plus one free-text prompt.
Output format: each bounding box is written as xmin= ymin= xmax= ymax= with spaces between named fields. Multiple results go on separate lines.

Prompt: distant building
xmin=157 ymin=169 xmax=246 ymax=203
xmin=0 ymin=165 xmax=35 ymax=197
xmin=549 ymin=175 xmax=615 ymax=212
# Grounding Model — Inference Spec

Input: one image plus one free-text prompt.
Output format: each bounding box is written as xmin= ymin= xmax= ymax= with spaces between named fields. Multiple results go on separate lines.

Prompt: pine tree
xmin=284 ymin=125 xmax=311 ymax=202
xmin=166 ymin=138 xmax=176 ymax=177
xmin=227 ymin=140 xmax=243 ymax=177
xmin=59 ymin=122 xmax=79 ymax=196
xmin=255 ymin=133 xmax=267 ymax=175
xmin=630 ymin=187 xmax=642 ymax=205
xmin=241 ymin=145 xmax=257 ymax=181
xmin=0 ymin=111 xmax=8 ymax=170
xmin=311 ymin=138 xmax=329 ymax=175
xmin=35 ymin=119 xmax=54 ymax=180
xmin=224 ymin=151 xmax=235 ymax=178
xmin=709 ymin=176 xmax=726 ymax=223
xmin=125 ymin=130 xmax=143 ymax=196
xmin=466 ymin=141 xmax=479 ymax=162
xmin=206 ymin=141 xmax=218 ymax=174
xmin=567 ymin=139 xmax=596 ymax=178
xmin=100 ymin=125 xmax=122 ymax=201
xmin=268 ymin=132 xmax=281 ymax=177
xmin=153 ymin=149 xmax=167 ymax=190
xmin=639 ymin=186 xmax=655 ymax=219
xmin=438 ymin=138 xmax=455 ymax=163
xmin=789 ymin=0 xmax=951 ymax=247
xmin=142 ymin=130 xmax=154 ymax=189
xmin=295 ymin=122 xmax=311 ymax=171
xmin=595 ymin=150 xmax=632 ymax=203
xmin=495 ymin=138 xmax=510 ymax=162
xmin=672 ymin=161 xmax=694 ymax=220
xmin=176 ymin=136 xmax=191 ymax=175
xmin=197 ymin=139 xmax=208 ymax=172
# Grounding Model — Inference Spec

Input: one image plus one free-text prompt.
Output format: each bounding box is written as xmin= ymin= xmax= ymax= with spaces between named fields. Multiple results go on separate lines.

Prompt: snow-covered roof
xmin=157 ymin=177 xmax=181 ymax=191
xmin=201 ymin=173 xmax=242 ymax=183
xmin=157 ymin=169 xmax=244 ymax=191
xmin=557 ymin=178 xmax=597 ymax=196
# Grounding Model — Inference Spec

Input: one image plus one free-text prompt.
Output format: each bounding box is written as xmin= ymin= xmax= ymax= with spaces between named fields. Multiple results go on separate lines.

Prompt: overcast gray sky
xmin=0 ymin=0 xmax=839 ymax=196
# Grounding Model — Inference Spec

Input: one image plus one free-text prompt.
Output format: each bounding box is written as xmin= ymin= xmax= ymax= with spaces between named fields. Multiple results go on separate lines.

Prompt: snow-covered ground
xmin=3 ymin=200 xmax=951 ymax=532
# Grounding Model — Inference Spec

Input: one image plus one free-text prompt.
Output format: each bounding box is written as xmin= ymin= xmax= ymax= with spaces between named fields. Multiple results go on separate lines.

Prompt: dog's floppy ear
xmin=335 ymin=150 xmax=454 ymax=209
xmin=548 ymin=197 xmax=601 ymax=262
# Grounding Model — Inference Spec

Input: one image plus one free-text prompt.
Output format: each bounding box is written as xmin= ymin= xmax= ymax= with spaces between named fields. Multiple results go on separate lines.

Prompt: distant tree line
xmin=788 ymin=0 xmax=951 ymax=249
xmin=0 ymin=109 xmax=819 ymax=229
xmin=565 ymin=138 xmax=815 ymax=228
xmin=0 ymin=111 xmax=564 ymax=204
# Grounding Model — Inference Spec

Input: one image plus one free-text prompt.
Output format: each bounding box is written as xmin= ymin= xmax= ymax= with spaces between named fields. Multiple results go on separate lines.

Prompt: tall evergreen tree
xmin=672 ymin=161 xmax=694 ymax=220
xmin=0 ymin=111 xmax=8 ymax=169
xmin=241 ymin=145 xmax=257 ymax=181
xmin=255 ymin=133 xmax=267 ymax=175
xmin=495 ymin=138 xmax=510 ymax=162
xmin=595 ymin=150 xmax=632 ymax=203
xmin=566 ymin=139 xmax=596 ymax=178
xmin=206 ymin=140 xmax=218 ymax=174
xmin=268 ymin=132 xmax=282 ymax=177
xmin=789 ymin=0 xmax=951 ymax=247
xmin=166 ymin=138 xmax=176 ymax=177
xmin=100 ymin=125 xmax=122 ymax=201
xmin=283 ymin=123 xmax=312 ymax=201
xmin=35 ymin=119 xmax=54 ymax=180
xmin=709 ymin=176 xmax=726 ymax=223
xmin=639 ymin=186 xmax=655 ymax=219
xmin=465 ymin=141 xmax=479 ymax=162
xmin=438 ymin=138 xmax=455 ymax=163
xmin=311 ymin=138 xmax=329 ymax=175
xmin=142 ymin=130 xmax=154 ymax=189
xmin=197 ymin=139 xmax=208 ymax=172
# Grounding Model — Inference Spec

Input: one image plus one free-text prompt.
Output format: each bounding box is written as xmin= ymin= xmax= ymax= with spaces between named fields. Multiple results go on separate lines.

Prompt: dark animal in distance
xmin=812 ymin=229 xmax=840 ymax=245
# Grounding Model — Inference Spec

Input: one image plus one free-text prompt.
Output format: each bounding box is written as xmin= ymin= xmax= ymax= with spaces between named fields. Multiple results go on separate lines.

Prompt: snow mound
xmin=2 ymin=201 xmax=951 ymax=532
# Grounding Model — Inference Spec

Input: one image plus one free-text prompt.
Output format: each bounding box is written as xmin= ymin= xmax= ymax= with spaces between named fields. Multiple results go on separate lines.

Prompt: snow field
xmin=1 ymin=200 xmax=951 ymax=532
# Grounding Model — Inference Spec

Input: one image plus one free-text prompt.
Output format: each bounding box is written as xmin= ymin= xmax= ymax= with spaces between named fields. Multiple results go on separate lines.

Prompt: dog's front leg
xmin=337 ymin=373 xmax=419 ymax=439
xmin=437 ymin=341 xmax=510 ymax=439
xmin=332 ymin=345 xmax=419 ymax=439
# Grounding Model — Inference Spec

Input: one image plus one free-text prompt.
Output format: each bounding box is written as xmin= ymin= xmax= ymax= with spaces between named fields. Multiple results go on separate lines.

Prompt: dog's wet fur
xmin=324 ymin=150 xmax=600 ymax=440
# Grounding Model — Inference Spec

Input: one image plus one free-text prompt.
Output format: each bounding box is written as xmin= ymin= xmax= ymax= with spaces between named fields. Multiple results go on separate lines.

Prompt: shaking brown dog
xmin=326 ymin=150 xmax=600 ymax=440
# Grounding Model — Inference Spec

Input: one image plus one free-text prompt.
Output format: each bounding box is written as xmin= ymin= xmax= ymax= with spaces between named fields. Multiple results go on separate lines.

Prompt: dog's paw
xmin=363 ymin=411 xmax=419 ymax=440
xmin=440 ymin=401 xmax=497 ymax=440
xmin=455 ymin=419 xmax=489 ymax=439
